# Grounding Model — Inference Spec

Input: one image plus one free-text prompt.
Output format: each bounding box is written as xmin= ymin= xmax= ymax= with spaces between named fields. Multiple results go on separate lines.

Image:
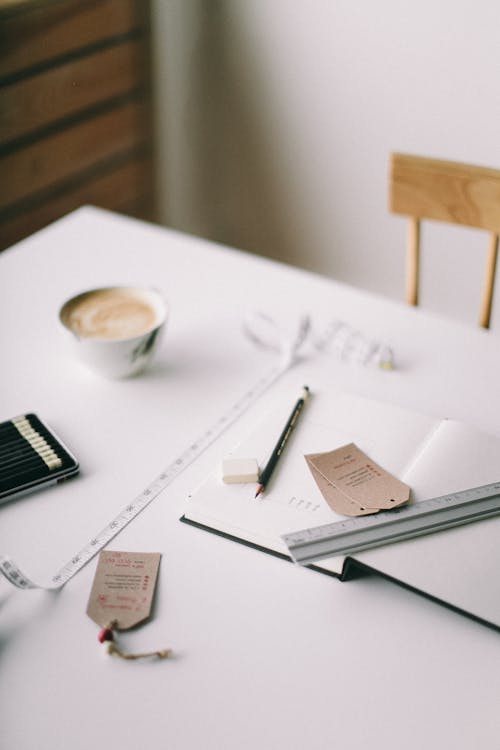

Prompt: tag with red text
xmin=305 ymin=443 xmax=410 ymax=517
xmin=86 ymin=551 xmax=161 ymax=630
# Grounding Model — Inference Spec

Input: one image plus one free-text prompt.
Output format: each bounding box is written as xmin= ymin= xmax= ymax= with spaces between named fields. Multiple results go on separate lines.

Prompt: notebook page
xmin=402 ymin=419 xmax=500 ymax=499
xmin=184 ymin=390 xmax=438 ymax=575
xmin=355 ymin=420 xmax=500 ymax=626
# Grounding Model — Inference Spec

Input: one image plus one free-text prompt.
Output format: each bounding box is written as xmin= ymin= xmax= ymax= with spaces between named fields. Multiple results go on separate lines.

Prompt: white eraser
xmin=222 ymin=458 xmax=259 ymax=484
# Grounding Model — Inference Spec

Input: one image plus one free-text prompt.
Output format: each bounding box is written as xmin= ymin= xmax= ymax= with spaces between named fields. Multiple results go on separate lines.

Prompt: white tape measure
xmin=0 ymin=312 xmax=394 ymax=590
xmin=0 ymin=361 xmax=292 ymax=590
xmin=282 ymin=481 xmax=500 ymax=565
xmin=0 ymin=314 xmax=315 ymax=590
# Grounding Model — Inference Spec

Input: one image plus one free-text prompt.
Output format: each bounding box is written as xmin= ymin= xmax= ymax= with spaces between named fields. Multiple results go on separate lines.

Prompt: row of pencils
xmin=0 ymin=415 xmax=62 ymax=495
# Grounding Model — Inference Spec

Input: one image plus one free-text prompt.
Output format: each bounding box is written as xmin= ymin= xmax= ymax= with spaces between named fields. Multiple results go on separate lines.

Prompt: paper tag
xmin=305 ymin=443 xmax=410 ymax=517
xmin=86 ymin=551 xmax=161 ymax=630
xmin=305 ymin=454 xmax=375 ymax=516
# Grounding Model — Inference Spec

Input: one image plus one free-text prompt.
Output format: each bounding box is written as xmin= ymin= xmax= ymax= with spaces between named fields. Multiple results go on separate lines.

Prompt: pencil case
xmin=0 ymin=413 xmax=79 ymax=503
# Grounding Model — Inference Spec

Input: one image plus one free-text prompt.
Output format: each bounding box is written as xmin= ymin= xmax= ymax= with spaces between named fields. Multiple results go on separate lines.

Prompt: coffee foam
xmin=62 ymin=288 xmax=162 ymax=341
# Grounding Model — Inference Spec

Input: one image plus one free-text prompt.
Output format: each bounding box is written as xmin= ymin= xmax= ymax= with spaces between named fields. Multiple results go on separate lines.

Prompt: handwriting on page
xmin=277 ymin=494 xmax=322 ymax=514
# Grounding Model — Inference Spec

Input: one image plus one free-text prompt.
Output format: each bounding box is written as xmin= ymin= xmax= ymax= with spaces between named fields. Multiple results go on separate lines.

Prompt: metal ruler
xmin=0 ymin=362 xmax=290 ymax=590
xmin=282 ymin=481 xmax=500 ymax=565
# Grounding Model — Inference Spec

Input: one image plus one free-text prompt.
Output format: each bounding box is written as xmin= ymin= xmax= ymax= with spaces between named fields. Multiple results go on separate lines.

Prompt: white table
xmin=1 ymin=207 xmax=500 ymax=750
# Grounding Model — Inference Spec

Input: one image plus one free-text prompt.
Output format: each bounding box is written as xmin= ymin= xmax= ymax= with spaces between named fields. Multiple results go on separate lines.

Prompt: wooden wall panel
xmin=0 ymin=0 xmax=155 ymax=251
xmin=0 ymin=101 xmax=146 ymax=211
xmin=0 ymin=157 xmax=151 ymax=249
xmin=0 ymin=40 xmax=143 ymax=146
xmin=0 ymin=0 xmax=141 ymax=80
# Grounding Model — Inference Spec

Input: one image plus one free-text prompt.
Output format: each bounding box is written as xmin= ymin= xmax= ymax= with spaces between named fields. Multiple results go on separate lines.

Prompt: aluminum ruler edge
xmin=282 ymin=481 xmax=500 ymax=565
xmin=0 ymin=362 xmax=290 ymax=590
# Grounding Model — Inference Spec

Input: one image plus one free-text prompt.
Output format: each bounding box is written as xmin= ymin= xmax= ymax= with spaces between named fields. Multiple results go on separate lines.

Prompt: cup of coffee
xmin=59 ymin=286 xmax=167 ymax=378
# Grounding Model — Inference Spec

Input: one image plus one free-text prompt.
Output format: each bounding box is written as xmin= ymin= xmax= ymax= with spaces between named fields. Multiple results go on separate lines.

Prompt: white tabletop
xmin=1 ymin=207 xmax=500 ymax=750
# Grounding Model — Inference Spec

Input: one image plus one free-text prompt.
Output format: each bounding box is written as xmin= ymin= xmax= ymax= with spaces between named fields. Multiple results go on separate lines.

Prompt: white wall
xmin=152 ymin=1 xmax=500 ymax=328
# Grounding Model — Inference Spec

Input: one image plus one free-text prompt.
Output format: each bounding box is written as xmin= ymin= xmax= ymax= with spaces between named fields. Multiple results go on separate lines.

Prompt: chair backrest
xmin=389 ymin=153 xmax=500 ymax=328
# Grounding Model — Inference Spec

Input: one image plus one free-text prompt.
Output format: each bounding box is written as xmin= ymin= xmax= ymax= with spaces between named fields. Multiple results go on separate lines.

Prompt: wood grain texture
xmin=0 ymin=40 xmax=143 ymax=146
xmin=0 ymin=156 xmax=152 ymax=250
xmin=479 ymin=234 xmax=499 ymax=328
xmin=0 ymin=100 xmax=146 ymax=210
xmin=389 ymin=153 xmax=500 ymax=328
xmin=0 ymin=0 xmax=154 ymax=252
xmin=390 ymin=153 xmax=500 ymax=233
xmin=405 ymin=217 xmax=420 ymax=306
xmin=0 ymin=0 xmax=141 ymax=80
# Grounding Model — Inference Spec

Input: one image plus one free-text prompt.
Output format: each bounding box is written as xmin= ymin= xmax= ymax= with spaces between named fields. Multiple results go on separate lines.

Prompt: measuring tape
xmin=282 ymin=481 xmax=500 ymax=565
xmin=0 ymin=312 xmax=394 ymax=590
xmin=0 ymin=361 xmax=292 ymax=590
xmin=0 ymin=313 xmax=316 ymax=590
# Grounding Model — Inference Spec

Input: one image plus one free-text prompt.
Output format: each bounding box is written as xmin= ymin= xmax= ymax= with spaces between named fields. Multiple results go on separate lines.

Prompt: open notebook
xmin=182 ymin=389 xmax=500 ymax=629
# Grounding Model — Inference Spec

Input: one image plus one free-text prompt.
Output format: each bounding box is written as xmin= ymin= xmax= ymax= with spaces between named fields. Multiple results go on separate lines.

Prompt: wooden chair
xmin=389 ymin=153 xmax=500 ymax=328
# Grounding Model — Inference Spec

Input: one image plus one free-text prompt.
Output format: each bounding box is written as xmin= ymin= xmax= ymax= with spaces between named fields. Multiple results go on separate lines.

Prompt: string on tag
xmin=87 ymin=551 xmax=170 ymax=662
xmin=98 ymin=621 xmax=172 ymax=661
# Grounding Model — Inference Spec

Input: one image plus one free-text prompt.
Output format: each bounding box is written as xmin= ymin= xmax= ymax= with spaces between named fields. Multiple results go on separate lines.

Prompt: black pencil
xmin=0 ymin=442 xmax=32 ymax=460
xmin=255 ymin=386 xmax=310 ymax=498
xmin=0 ymin=419 xmax=24 ymax=431
xmin=0 ymin=417 xmax=32 ymax=435
xmin=0 ymin=448 xmax=40 ymax=470
xmin=0 ymin=464 xmax=53 ymax=493
xmin=0 ymin=453 xmax=47 ymax=477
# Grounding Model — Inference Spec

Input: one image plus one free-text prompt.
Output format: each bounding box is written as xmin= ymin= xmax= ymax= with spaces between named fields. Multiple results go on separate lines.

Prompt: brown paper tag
xmin=86 ymin=550 xmax=161 ymax=630
xmin=305 ymin=443 xmax=410 ymax=517
xmin=305 ymin=454 xmax=375 ymax=516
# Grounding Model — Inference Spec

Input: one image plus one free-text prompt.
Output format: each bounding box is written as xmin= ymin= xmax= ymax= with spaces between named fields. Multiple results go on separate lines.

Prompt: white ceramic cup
xmin=59 ymin=286 xmax=167 ymax=378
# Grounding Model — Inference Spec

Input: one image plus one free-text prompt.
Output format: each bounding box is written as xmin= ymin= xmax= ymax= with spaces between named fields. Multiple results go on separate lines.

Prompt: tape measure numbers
xmin=1 ymin=362 xmax=289 ymax=590
xmin=0 ymin=313 xmax=395 ymax=591
xmin=282 ymin=482 xmax=500 ymax=565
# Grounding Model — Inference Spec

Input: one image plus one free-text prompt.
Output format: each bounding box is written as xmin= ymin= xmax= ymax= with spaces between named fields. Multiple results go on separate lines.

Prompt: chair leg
xmin=406 ymin=218 xmax=420 ymax=306
xmin=479 ymin=233 xmax=499 ymax=329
